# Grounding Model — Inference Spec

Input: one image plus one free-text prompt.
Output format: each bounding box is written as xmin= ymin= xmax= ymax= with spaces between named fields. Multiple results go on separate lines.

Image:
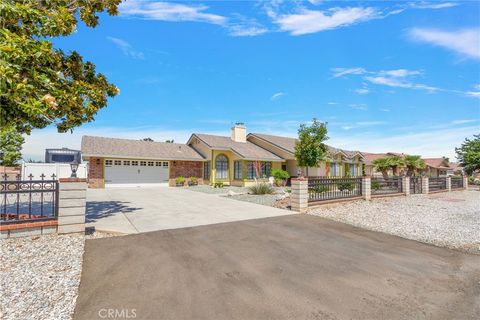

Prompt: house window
xmin=282 ymin=164 xmax=287 ymax=171
xmin=140 ymin=161 xmax=146 ymax=166
xmin=163 ymin=162 xmax=169 ymax=167
xmin=260 ymin=162 xmax=271 ymax=177
xmin=234 ymin=161 xmax=242 ymax=180
xmin=123 ymin=160 xmax=130 ymax=166
xmin=330 ymin=163 xmax=340 ymax=177
xmin=215 ymin=154 xmax=228 ymax=179
xmin=246 ymin=161 xmax=256 ymax=179
xmin=204 ymin=162 xmax=210 ymax=180
xmin=114 ymin=160 xmax=121 ymax=166
xmin=155 ymin=162 xmax=162 ymax=166
xmin=350 ymin=164 xmax=357 ymax=176
xmin=105 ymin=160 xmax=113 ymax=166
xmin=148 ymin=161 xmax=154 ymax=166
xmin=131 ymin=161 xmax=138 ymax=166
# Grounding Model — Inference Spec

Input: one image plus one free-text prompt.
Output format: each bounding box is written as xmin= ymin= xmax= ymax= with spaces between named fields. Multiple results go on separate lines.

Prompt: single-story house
xmin=81 ymin=136 xmax=205 ymax=188
xmin=81 ymin=123 xmax=365 ymax=188
xmin=363 ymin=152 xmax=406 ymax=177
xmin=423 ymin=158 xmax=454 ymax=177
xmin=246 ymin=133 xmax=365 ymax=177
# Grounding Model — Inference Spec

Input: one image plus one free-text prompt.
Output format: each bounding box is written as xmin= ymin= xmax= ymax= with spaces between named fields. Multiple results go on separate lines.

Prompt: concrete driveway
xmin=74 ymin=214 xmax=480 ymax=320
xmin=86 ymin=186 xmax=292 ymax=233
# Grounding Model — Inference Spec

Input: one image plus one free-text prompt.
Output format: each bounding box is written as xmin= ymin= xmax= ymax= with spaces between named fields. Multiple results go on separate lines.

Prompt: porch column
xmin=291 ymin=178 xmax=308 ymax=213
xmin=421 ymin=176 xmax=429 ymax=194
xmin=446 ymin=176 xmax=452 ymax=192
xmin=402 ymin=177 xmax=410 ymax=196
xmin=362 ymin=176 xmax=371 ymax=201
xmin=58 ymin=178 xmax=87 ymax=234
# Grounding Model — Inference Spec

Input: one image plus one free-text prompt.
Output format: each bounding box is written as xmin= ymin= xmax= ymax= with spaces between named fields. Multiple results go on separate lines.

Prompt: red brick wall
xmin=169 ymin=161 xmax=202 ymax=179
xmin=88 ymin=157 xmax=104 ymax=188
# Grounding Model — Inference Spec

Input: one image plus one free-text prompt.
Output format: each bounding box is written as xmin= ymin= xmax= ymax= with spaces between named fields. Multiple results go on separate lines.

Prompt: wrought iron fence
xmin=451 ymin=177 xmax=464 ymax=189
xmin=1 ymin=174 xmax=59 ymax=223
xmin=371 ymin=177 xmax=403 ymax=195
xmin=429 ymin=177 xmax=447 ymax=192
xmin=308 ymin=178 xmax=362 ymax=202
xmin=410 ymin=177 xmax=422 ymax=194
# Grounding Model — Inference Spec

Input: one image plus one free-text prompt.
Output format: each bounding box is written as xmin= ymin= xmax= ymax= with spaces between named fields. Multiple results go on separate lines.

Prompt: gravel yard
xmin=309 ymin=190 xmax=480 ymax=254
xmin=187 ymin=185 xmax=249 ymax=195
xmin=0 ymin=230 xmax=119 ymax=320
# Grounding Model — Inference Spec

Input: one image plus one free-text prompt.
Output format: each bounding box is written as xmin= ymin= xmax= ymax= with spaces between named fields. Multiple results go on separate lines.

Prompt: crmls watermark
xmin=98 ymin=308 xmax=137 ymax=319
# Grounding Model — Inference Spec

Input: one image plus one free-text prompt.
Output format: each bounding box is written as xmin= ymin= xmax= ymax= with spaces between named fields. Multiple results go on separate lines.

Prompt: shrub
xmin=309 ymin=185 xmax=329 ymax=194
xmin=371 ymin=180 xmax=381 ymax=190
xmin=175 ymin=176 xmax=185 ymax=186
xmin=249 ymin=183 xmax=274 ymax=195
xmin=271 ymin=168 xmax=290 ymax=186
xmin=189 ymin=176 xmax=198 ymax=184
xmin=214 ymin=181 xmax=224 ymax=188
xmin=337 ymin=182 xmax=354 ymax=191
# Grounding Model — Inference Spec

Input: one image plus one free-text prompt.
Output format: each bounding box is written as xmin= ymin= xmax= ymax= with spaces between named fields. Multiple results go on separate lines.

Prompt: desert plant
xmin=189 ymin=176 xmax=198 ymax=185
xmin=249 ymin=183 xmax=274 ymax=195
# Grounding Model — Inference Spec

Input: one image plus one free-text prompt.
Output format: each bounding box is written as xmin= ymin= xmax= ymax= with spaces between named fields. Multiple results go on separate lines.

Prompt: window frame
xmin=260 ymin=162 xmax=271 ymax=177
xmin=131 ymin=161 xmax=138 ymax=166
xmin=215 ymin=154 xmax=228 ymax=180
xmin=140 ymin=161 xmax=146 ymax=166
xmin=204 ymin=162 xmax=210 ymax=180
xmin=246 ymin=161 xmax=256 ymax=180
xmin=105 ymin=160 xmax=113 ymax=166
xmin=234 ymin=161 xmax=242 ymax=180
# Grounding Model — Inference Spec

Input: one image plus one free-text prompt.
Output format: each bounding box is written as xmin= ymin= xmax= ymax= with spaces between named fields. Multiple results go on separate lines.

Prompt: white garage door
xmin=105 ymin=159 xmax=169 ymax=184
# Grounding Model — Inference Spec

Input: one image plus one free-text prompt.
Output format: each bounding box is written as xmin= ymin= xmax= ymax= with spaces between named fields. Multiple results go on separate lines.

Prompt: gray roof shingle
xmin=192 ymin=134 xmax=283 ymax=161
xmin=81 ymin=136 xmax=205 ymax=161
xmin=248 ymin=133 xmax=364 ymax=160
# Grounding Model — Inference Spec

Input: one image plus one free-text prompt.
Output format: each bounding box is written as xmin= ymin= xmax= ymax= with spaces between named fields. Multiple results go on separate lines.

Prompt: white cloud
xmin=349 ymin=104 xmax=368 ymax=110
xmin=354 ymin=88 xmax=370 ymax=94
xmin=327 ymin=102 xmax=338 ymax=105
xmin=378 ymin=69 xmax=422 ymax=77
xmin=270 ymin=92 xmax=286 ymax=100
xmin=273 ymin=7 xmax=379 ymax=35
xmin=107 ymin=37 xmax=144 ymax=59
xmin=228 ymin=16 xmax=268 ymax=36
xmin=408 ymin=28 xmax=480 ymax=60
xmin=379 ymin=108 xmax=391 ymax=112
xmin=119 ymin=1 xmax=227 ymax=25
xmin=452 ymin=119 xmax=477 ymax=125
xmin=331 ymin=67 xmax=366 ymax=78
xmin=410 ymin=2 xmax=459 ymax=9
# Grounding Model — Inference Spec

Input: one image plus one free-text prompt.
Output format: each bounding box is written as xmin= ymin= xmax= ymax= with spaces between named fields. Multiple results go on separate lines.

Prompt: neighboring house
xmin=449 ymin=162 xmax=464 ymax=176
xmin=187 ymin=124 xmax=284 ymax=187
xmin=81 ymin=136 xmax=205 ymax=188
xmin=363 ymin=152 xmax=406 ymax=177
xmin=246 ymin=133 xmax=365 ymax=177
xmin=423 ymin=158 xmax=454 ymax=177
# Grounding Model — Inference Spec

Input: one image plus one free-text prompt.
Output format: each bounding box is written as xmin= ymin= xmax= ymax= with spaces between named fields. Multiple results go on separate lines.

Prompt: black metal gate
xmin=410 ymin=177 xmax=422 ymax=194
xmin=1 ymin=174 xmax=59 ymax=223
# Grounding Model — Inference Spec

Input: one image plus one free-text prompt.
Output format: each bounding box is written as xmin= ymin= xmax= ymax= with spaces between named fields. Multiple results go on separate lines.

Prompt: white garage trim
xmin=104 ymin=158 xmax=170 ymax=185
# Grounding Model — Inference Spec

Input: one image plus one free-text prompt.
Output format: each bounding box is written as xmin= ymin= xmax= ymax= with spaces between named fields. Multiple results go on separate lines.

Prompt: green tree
xmin=404 ymin=155 xmax=426 ymax=176
xmin=0 ymin=126 xmax=25 ymax=166
xmin=294 ymin=119 xmax=328 ymax=177
xmin=0 ymin=0 xmax=121 ymax=134
xmin=456 ymin=134 xmax=480 ymax=175
xmin=373 ymin=156 xmax=404 ymax=178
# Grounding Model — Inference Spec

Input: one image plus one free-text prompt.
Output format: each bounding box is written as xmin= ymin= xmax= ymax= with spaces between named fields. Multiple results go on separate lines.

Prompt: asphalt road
xmin=74 ymin=214 xmax=480 ymax=320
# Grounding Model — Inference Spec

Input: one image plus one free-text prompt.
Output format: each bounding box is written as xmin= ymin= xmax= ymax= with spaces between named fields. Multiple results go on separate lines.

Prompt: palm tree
xmin=404 ymin=155 xmax=426 ymax=176
xmin=388 ymin=156 xmax=405 ymax=176
xmin=373 ymin=157 xmax=391 ymax=179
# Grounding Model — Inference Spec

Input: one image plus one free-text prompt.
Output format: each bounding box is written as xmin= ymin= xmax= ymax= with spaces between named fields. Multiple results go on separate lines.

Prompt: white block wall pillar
xmin=291 ymin=178 xmax=308 ymax=213
xmin=446 ymin=176 xmax=452 ymax=192
xmin=58 ymin=178 xmax=87 ymax=234
xmin=362 ymin=177 xmax=371 ymax=201
xmin=421 ymin=176 xmax=429 ymax=194
xmin=464 ymin=176 xmax=468 ymax=189
xmin=402 ymin=177 xmax=410 ymax=196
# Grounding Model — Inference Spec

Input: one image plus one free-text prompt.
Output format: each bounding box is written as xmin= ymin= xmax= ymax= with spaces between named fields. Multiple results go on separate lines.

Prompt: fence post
xmin=402 ymin=177 xmax=410 ymax=196
xmin=446 ymin=176 xmax=452 ymax=192
xmin=463 ymin=176 xmax=468 ymax=189
xmin=58 ymin=178 xmax=87 ymax=234
xmin=362 ymin=176 xmax=371 ymax=200
xmin=421 ymin=176 xmax=429 ymax=194
xmin=291 ymin=178 xmax=308 ymax=213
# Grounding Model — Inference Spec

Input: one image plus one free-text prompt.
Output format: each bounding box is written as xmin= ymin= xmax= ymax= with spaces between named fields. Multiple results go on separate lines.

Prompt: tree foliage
xmin=0 ymin=0 xmax=121 ymax=134
xmin=294 ymin=119 xmax=328 ymax=176
xmin=0 ymin=126 xmax=25 ymax=166
xmin=404 ymin=155 xmax=425 ymax=176
xmin=373 ymin=156 xmax=405 ymax=178
xmin=456 ymin=134 xmax=480 ymax=175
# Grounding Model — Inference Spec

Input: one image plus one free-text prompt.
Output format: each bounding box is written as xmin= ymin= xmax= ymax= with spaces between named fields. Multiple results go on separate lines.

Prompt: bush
xmin=249 ymin=183 xmax=274 ymax=195
xmin=337 ymin=182 xmax=354 ymax=191
xmin=175 ymin=176 xmax=185 ymax=186
xmin=271 ymin=168 xmax=290 ymax=186
xmin=371 ymin=180 xmax=381 ymax=190
xmin=189 ymin=176 xmax=198 ymax=185
xmin=309 ymin=185 xmax=329 ymax=194
xmin=214 ymin=181 xmax=224 ymax=188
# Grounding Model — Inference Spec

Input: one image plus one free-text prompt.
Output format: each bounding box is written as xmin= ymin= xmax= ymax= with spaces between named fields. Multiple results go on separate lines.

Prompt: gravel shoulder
xmin=0 ymin=230 xmax=121 ymax=320
xmin=308 ymin=190 xmax=480 ymax=254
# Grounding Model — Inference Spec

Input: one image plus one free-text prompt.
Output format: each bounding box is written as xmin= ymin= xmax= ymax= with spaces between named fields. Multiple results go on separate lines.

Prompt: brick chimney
xmin=231 ymin=122 xmax=246 ymax=143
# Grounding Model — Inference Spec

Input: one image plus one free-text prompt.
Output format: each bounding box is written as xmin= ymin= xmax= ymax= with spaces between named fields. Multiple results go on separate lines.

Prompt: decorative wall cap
xmin=59 ymin=178 xmax=87 ymax=183
xmin=291 ymin=177 xmax=308 ymax=181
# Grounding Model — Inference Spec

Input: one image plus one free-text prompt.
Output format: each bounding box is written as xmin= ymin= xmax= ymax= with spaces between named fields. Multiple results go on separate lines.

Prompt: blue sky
xmin=24 ymin=0 xmax=480 ymax=160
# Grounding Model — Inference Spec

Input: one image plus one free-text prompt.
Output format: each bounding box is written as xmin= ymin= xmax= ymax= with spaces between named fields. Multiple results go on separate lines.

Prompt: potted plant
xmin=175 ymin=176 xmax=185 ymax=187
xmin=188 ymin=176 xmax=198 ymax=186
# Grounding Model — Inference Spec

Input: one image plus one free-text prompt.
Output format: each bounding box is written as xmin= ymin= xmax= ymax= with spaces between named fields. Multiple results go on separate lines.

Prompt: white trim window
xmin=215 ymin=155 xmax=228 ymax=179
xmin=105 ymin=160 xmax=113 ymax=166
xmin=330 ymin=162 xmax=341 ymax=177
xmin=349 ymin=164 xmax=357 ymax=177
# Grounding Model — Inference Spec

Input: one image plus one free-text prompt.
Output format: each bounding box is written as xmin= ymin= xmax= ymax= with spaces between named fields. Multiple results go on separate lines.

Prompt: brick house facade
xmin=87 ymin=157 xmax=104 ymax=188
